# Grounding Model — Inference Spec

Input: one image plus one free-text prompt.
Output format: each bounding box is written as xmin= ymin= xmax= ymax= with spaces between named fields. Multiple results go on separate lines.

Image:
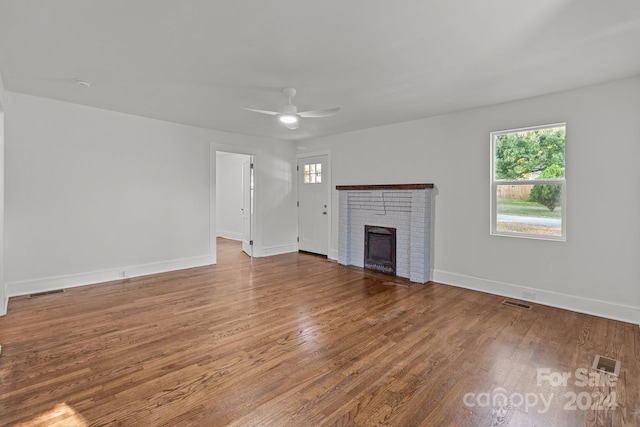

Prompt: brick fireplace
xmin=336 ymin=184 xmax=433 ymax=283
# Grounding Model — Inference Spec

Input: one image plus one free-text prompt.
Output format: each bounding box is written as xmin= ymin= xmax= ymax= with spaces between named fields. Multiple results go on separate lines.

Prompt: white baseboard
xmin=216 ymin=230 xmax=243 ymax=241
xmin=0 ymin=293 xmax=7 ymax=316
xmin=433 ymin=269 xmax=640 ymax=325
xmin=328 ymin=249 xmax=339 ymax=261
xmin=259 ymin=244 xmax=298 ymax=257
xmin=6 ymin=254 xmax=214 ymax=298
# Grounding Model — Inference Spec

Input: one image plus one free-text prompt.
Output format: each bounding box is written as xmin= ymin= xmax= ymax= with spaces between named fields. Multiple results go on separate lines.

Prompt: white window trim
xmin=490 ymin=123 xmax=567 ymax=242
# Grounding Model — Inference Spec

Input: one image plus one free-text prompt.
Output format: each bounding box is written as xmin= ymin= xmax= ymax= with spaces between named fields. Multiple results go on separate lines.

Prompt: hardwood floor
xmin=0 ymin=238 xmax=638 ymax=426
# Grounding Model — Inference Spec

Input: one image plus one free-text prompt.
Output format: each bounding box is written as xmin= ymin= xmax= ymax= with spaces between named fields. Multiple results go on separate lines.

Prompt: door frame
xmin=296 ymin=150 xmax=332 ymax=258
xmin=0 ymin=110 xmax=5 ymax=316
xmin=241 ymin=156 xmax=254 ymax=257
xmin=211 ymin=143 xmax=261 ymax=263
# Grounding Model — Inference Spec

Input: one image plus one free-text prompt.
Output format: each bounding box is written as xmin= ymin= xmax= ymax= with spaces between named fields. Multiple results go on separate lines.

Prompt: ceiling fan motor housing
xmin=281 ymin=104 xmax=297 ymax=114
xmin=283 ymin=87 xmax=297 ymax=98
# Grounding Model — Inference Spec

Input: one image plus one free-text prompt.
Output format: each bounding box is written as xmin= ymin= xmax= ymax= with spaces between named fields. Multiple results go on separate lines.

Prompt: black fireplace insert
xmin=364 ymin=225 xmax=396 ymax=274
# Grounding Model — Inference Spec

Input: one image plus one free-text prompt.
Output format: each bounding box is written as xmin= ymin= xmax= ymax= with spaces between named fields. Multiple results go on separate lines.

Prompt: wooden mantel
xmin=335 ymin=183 xmax=434 ymax=191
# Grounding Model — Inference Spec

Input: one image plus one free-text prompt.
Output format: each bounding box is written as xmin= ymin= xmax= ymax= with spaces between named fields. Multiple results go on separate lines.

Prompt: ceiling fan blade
xmin=241 ymin=107 xmax=280 ymax=116
xmin=284 ymin=121 xmax=299 ymax=130
xmin=297 ymin=107 xmax=342 ymax=118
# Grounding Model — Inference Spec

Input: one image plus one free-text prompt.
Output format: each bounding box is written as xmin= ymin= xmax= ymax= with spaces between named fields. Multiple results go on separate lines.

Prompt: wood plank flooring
xmin=0 ymin=238 xmax=638 ymax=426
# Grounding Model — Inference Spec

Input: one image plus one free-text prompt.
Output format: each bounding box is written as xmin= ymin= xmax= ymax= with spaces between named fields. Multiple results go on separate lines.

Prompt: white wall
xmin=0 ymin=69 xmax=5 ymax=109
xmin=298 ymin=76 xmax=640 ymax=324
xmin=0 ymin=70 xmax=6 ymax=315
xmin=216 ymin=152 xmax=247 ymax=240
xmin=4 ymin=92 xmax=298 ymax=297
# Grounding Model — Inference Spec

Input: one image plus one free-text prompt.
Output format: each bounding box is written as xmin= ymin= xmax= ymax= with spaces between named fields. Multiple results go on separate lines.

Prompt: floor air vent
xmin=28 ymin=289 xmax=65 ymax=298
xmin=502 ymin=300 xmax=532 ymax=310
xmin=592 ymin=355 xmax=621 ymax=377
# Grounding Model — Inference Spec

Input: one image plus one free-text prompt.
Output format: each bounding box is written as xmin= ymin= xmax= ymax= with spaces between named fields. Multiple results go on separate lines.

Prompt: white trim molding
xmin=216 ymin=230 xmax=243 ymax=241
xmin=259 ymin=244 xmax=299 ymax=257
xmin=6 ymin=255 xmax=213 ymax=298
xmin=433 ymin=269 xmax=639 ymax=325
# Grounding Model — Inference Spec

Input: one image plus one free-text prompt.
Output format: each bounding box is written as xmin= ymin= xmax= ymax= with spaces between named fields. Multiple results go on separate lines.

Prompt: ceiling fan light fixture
xmin=242 ymin=87 xmax=340 ymax=130
xmin=278 ymin=114 xmax=298 ymax=124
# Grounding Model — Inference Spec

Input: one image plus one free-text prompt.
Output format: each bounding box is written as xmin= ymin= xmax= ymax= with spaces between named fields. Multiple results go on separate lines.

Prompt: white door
xmin=298 ymin=155 xmax=329 ymax=255
xmin=241 ymin=158 xmax=253 ymax=256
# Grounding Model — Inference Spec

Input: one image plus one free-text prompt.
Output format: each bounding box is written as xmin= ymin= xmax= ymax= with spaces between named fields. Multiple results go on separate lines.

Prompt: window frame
xmin=490 ymin=123 xmax=567 ymax=242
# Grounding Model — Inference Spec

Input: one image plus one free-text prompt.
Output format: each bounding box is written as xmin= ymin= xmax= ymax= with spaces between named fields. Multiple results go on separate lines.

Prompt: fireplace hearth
xmin=364 ymin=225 xmax=396 ymax=274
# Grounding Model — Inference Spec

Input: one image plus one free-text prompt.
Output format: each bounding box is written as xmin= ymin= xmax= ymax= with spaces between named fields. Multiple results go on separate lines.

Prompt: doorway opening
xmin=216 ymin=151 xmax=253 ymax=259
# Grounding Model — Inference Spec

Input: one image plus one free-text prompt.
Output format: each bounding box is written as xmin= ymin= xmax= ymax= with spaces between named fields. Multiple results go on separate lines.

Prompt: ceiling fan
xmin=242 ymin=88 xmax=341 ymax=130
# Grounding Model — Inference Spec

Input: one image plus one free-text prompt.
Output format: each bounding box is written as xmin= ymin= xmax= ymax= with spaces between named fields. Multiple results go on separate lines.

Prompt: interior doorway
xmin=216 ymin=151 xmax=253 ymax=258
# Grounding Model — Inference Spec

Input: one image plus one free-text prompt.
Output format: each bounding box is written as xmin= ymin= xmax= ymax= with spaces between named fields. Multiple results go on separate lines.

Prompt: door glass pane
xmin=303 ymin=162 xmax=323 ymax=184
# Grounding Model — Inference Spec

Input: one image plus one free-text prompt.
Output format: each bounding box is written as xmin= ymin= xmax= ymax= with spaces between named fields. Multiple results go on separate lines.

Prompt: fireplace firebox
xmin=364 ymin=225 xmax=396 ymax=274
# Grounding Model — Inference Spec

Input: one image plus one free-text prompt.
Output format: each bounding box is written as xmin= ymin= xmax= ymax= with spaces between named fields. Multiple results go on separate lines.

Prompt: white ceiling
xmin=1 ymin=0 xmax=639 ymax=141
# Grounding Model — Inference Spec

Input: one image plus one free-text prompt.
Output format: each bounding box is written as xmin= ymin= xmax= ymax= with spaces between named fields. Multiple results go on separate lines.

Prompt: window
xmin=490 ymin=123 xmax=566 ymax=240
xmin=303 ymin=163 xmax=322 ymax=184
